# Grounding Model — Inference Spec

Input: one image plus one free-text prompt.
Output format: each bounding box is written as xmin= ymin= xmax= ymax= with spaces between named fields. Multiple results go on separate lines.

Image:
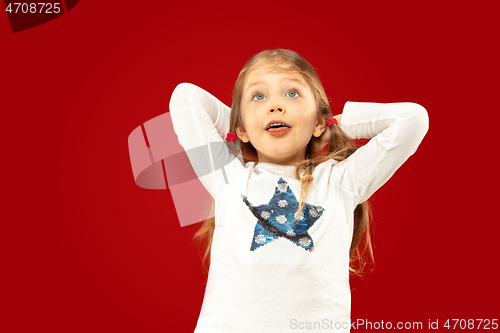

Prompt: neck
xmin=256 ymin=150 xmax=306 ymax=166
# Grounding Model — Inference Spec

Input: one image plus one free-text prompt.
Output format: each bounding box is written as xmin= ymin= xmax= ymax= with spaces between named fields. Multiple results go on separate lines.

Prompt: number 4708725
xmin=444 ymin=319 xmax=498 ymax=330
xmin=5 ymin=3 xmax=62 ymax=14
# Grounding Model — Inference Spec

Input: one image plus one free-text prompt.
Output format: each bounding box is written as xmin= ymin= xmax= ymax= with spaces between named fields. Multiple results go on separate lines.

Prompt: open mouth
xmin=266 ymin=122 xmax=292 ymax=137
xmin=266 ymin=123 xmax=290 ymax=131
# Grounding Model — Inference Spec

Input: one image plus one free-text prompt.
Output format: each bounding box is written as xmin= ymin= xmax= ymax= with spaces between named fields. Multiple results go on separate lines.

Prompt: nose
xmin=268 ymin=104 xmax=286 ymax=114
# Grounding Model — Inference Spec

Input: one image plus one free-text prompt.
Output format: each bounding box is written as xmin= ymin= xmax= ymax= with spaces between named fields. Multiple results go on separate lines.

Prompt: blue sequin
xmin=242 ymin=178 xmax=324 ymax=251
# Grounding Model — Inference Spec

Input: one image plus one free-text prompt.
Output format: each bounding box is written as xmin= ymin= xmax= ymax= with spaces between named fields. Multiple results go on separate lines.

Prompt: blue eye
xmin=286 ymin=90 xmax=299 ymax=98
xmin=253 ymin=93 xmax=266 ymax=101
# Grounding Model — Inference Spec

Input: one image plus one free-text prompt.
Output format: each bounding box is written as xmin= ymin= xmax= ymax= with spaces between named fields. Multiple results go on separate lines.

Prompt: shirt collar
xmin=255 ymin=162 xmax=296 ymax=178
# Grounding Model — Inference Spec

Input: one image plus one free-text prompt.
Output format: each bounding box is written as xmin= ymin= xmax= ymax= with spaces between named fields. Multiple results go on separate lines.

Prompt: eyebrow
xmin=246 ymin=77 xmax=304 ymax=90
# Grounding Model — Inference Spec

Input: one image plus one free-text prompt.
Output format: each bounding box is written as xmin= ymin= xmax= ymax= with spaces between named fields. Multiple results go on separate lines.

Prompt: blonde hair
xmin=194 ymin=49 xmax=373 ymax=278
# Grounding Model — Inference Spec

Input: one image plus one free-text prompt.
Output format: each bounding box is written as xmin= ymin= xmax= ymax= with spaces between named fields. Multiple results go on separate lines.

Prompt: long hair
xmin=194 ymin=49 xmax=373 ymax=278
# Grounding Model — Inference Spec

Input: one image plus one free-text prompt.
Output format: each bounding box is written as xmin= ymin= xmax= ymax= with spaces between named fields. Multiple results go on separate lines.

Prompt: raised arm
xmin=336 ymin=101 xmax=429 ymax=205
xmin=169 ymin=83 xmax=241 ymax=198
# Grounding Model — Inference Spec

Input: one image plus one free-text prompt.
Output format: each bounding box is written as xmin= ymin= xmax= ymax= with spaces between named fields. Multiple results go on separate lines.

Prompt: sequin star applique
xmin=241 ymin=177 xmax=324 ymax=251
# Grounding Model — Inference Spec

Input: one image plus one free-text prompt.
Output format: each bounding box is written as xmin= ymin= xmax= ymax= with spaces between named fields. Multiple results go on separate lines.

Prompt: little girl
xmin=169 ymin=49 xmax=428 ymax=332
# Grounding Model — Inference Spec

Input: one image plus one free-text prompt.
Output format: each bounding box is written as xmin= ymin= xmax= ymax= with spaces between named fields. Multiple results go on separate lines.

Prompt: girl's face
xmin=236 ymin=66 xmax=326 ymax=166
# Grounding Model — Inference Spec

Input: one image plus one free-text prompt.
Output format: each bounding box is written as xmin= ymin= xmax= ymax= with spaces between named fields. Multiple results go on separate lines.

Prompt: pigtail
xmin=292 ymin=160 xmax=315 ymax=225
xmin=193 ymin=199 xmax=215 ymax=279
xmin=349 ymin=203 xmax=374 ymax=276
xmin=294 ymin=120 xmax=374 ymax=277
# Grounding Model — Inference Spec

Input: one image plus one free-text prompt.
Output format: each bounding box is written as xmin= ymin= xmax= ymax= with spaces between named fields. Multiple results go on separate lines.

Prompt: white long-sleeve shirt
xmin=169 ymin=82 xmax=429 ymax=333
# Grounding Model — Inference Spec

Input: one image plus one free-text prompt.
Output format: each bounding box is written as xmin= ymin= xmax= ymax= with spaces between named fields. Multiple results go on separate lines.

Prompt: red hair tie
xmin=326 ymin=117 xmax=338 ymax=128
xmin=225 ymin=132 xmax=237 ymax=141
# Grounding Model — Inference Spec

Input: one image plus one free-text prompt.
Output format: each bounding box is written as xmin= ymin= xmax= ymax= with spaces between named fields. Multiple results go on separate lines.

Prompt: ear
xmin=236 ymin=125 xmax=250 ymax=143
xmin=312 ymin=116 xmax=327 ymax=138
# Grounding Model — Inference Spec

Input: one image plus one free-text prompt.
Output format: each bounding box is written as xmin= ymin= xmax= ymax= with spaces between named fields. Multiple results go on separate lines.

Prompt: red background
xmin=2 ymin=1 xmax=498 ymax=332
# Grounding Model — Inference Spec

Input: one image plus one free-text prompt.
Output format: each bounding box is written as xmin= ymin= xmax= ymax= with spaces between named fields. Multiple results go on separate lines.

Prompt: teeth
xmin=268 ymin=123 xmax=287 ymax=129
